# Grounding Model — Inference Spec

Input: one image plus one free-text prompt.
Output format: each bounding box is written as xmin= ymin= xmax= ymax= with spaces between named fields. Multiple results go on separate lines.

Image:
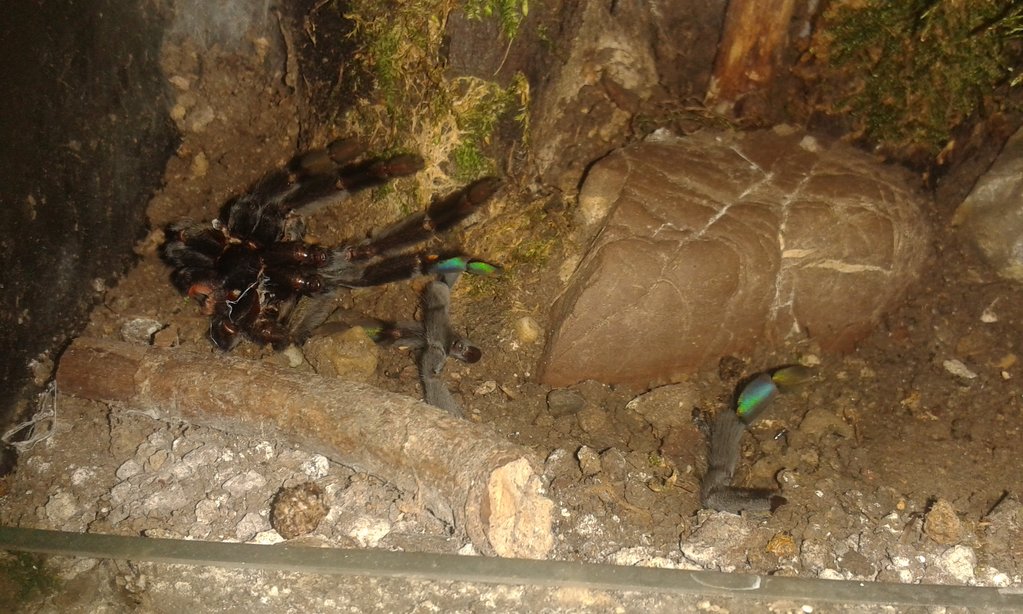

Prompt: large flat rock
xmin=539 ymin=129 xmax=930 ymax=387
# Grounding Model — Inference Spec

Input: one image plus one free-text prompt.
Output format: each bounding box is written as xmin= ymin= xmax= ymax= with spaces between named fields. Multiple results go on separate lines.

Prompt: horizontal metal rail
xmin=2 ymin=526 xmax=1021 ymax=609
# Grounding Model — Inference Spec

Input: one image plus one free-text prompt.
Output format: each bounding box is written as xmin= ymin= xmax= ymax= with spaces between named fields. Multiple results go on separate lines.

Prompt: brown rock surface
xmin=540 ymin=129 xmax=929 ymax=386
xmin=953 ymin=125 xmax=1023 ymax=281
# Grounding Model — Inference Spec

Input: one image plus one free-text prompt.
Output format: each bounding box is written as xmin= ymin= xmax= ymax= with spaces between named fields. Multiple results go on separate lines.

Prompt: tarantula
xmin=159 ymin=137 xmax=500 ymax=354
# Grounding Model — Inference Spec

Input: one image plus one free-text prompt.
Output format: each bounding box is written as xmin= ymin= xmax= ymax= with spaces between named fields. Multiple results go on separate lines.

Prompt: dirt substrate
xmin=3 ymin=33 xmax=1023 ymax=613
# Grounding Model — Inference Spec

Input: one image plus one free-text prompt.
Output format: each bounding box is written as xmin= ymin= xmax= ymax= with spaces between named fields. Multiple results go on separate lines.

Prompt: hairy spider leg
xmin=322 ymin=249 xmax=468 ymax=288
xmin=209 ymin=281 xmax=262 ymax=351
xmin=290 ymin=137 xmax=365 ymax=177
xmin=159 ymin=222 xmax=229 ymax=293
xmin=346 ymin=177 xmax=501 ymax=262
xmin=208 ymin=274 xmax=295 ymax=351
xmin=219 ymin=150 xmax=426 ymax=249
xmin=159 ymin=137 xmax=501 ymax=355
xmin=247 ymin=300 xmax=291 ymax=350
xmin=220 ymin=191 xmax=292 ymax=248
xmin=263 ymin=266 xmax=324 ymax=298
xmin=280 ymin=153 xmax=428 ymax=220
xmin=356 ymin=317 xmax=480 ymax=364
xmin=431 ymin=256 xmax=501 ymax=278
xmin=263 ymin=241 xmax=330 ymax=267
xmin=216 ymin=139 xmax=365 ymax=242
xmin=209 ymin=314 xmax=244 ymax=351
xmin=418 ymin=279 xmax=464 ymax=416
xmin=162 ymin=222 xmax=227 ymax=264
xmin=448 ymin=337 xmax=482 ymax=364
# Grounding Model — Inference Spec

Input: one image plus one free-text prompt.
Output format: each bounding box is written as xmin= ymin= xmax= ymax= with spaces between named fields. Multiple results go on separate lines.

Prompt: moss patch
xmin=342 ymin=0 xmax=529 ymax=201
xmin=806 ymin=0 xmax=1023 ymax=164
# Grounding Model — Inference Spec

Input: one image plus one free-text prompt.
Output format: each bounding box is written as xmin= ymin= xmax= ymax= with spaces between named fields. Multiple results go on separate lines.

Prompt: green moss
xmin=342 ymin=1 xmax=530 ymax=198
xmin=464 ymin=0 xmax=529 ymax=40
xmin=511 ymin=235 xmax=555 ymax=267
xmin=451 ymin=141 xmax=494 ymax=180
xmin=812 ymin=0 xmax=1023 ymax=161
xmin=450 ymin=73 xmax=529 ymax=180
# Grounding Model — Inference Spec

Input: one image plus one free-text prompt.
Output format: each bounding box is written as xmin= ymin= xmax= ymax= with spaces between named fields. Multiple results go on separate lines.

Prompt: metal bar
xmin=2 ymin=526 xmax=1021 ymax=609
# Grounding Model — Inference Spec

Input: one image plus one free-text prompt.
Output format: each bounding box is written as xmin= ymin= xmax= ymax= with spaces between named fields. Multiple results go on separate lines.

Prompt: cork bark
xmin=56 ymin=337 xmax=554 ymax=558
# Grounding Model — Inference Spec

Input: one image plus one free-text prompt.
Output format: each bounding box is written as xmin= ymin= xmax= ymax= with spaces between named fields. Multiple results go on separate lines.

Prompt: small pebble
xmin=801 ymin=354 xmax=821 ymax=366
xmin=474 ymin=380 xmax=497 ymax=396
xmin=981 ymin=300 xmax=999 ymax=323
xmin=924 ymin=498 xmax=963 ymax=545
xmin=943 ymin=359 xmax=977 ymax=379
xmin=271 ymin=483 xmax=329 ymax=539
xmin=151 ymin=326 xmax=179 ymax=348
xmin=120 ymin=318 xmax=164 ymax=345
xmin=934 ymin=544 xmax=976 ymax=584
xmin=300 ymin=455 xmax=330 ymax=479
xmin=190 ymin=151 xmax=209 ymax=178
xmin=115 ymin=459 xmax=142 ymax=480
xmin=547 ymin=388 xmax=585 ymax=417
xmin=44 ymin=491 xmax=78 ymax=523
xmin=70 ymin=467 xmax=95 ymax=487
xmin=303 ymin=327 xmax=378 ymax=380
xmin=170 ymin=104 xmax=187 ymax=122
xmin=576 ymin=445 xmax=602 ymax=477
xmin=145 ymin=449 xmax=171 ymax=472
xmin=236 ymin=511 xmax=270 ymax=542
xmin=514 ymin=316 xmax=542 ymax=344
xmin=195 ymin=499 xmax=220 ymax=525
xmin=168 ymin=75 xmax=191 ymax=91
xmin=222 ymin=470 xmax=267 ymax=498
xmin=186 ymin=105 xmax=215 ymax=132
xmin=281 ymin=345 xmax=306 ymax=368
xmin=347 ymin=516 xmax=391 ymax=548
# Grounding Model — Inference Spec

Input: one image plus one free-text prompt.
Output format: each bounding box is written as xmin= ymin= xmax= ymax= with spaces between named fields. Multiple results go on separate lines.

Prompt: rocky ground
xmin=2 ymin=13 xmax=1023 ymax=612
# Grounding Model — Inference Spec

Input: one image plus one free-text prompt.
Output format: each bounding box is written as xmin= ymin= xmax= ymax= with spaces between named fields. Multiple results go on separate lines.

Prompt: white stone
xmin=44 ymin=491 xmax=78 ymax=523
xmin=935 ymin=544 xmax=977 ymax=584
xmin=70 ymin=467 xmax=96 ymax=487
xmin=300 ymin=455 xmax=330 ymax=479
xmin=223 ymin=470 xmax=267 ymax=497
xmin=955 ymin=126 xmax=1023 ymax=281
xmin=236 ymin=512 xmax=270 ymax=541
xmin=194 ymin=499 xmax=221 ymax=525
xmin=141 ymin=484 xmax=187 ymax=515
xmin=347 ymin=517 xmax=391 ymax=548
xmin=115 ymin=459 xmax=143 ymax=480
xmin=943 ymin=359 xmax=978 ymax=380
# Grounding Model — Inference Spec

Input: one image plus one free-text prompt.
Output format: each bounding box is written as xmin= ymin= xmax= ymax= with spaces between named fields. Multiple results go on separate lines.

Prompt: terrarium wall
xmin=0 ymin=1 xmax=177 ymax=425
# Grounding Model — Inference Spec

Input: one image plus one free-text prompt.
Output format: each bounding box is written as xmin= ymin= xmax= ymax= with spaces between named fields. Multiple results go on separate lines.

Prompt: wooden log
xmin=55 ymin=337 xmax=554 ymax=559
xmin=706 ymin=0 xmax=797 ymax=111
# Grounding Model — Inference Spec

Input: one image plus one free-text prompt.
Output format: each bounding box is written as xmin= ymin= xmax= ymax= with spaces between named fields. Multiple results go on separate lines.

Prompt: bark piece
xmin=55 ymin=337 xmax=554 ymax=559
xmin=706 ymin=0 xmax=797 ymax=110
